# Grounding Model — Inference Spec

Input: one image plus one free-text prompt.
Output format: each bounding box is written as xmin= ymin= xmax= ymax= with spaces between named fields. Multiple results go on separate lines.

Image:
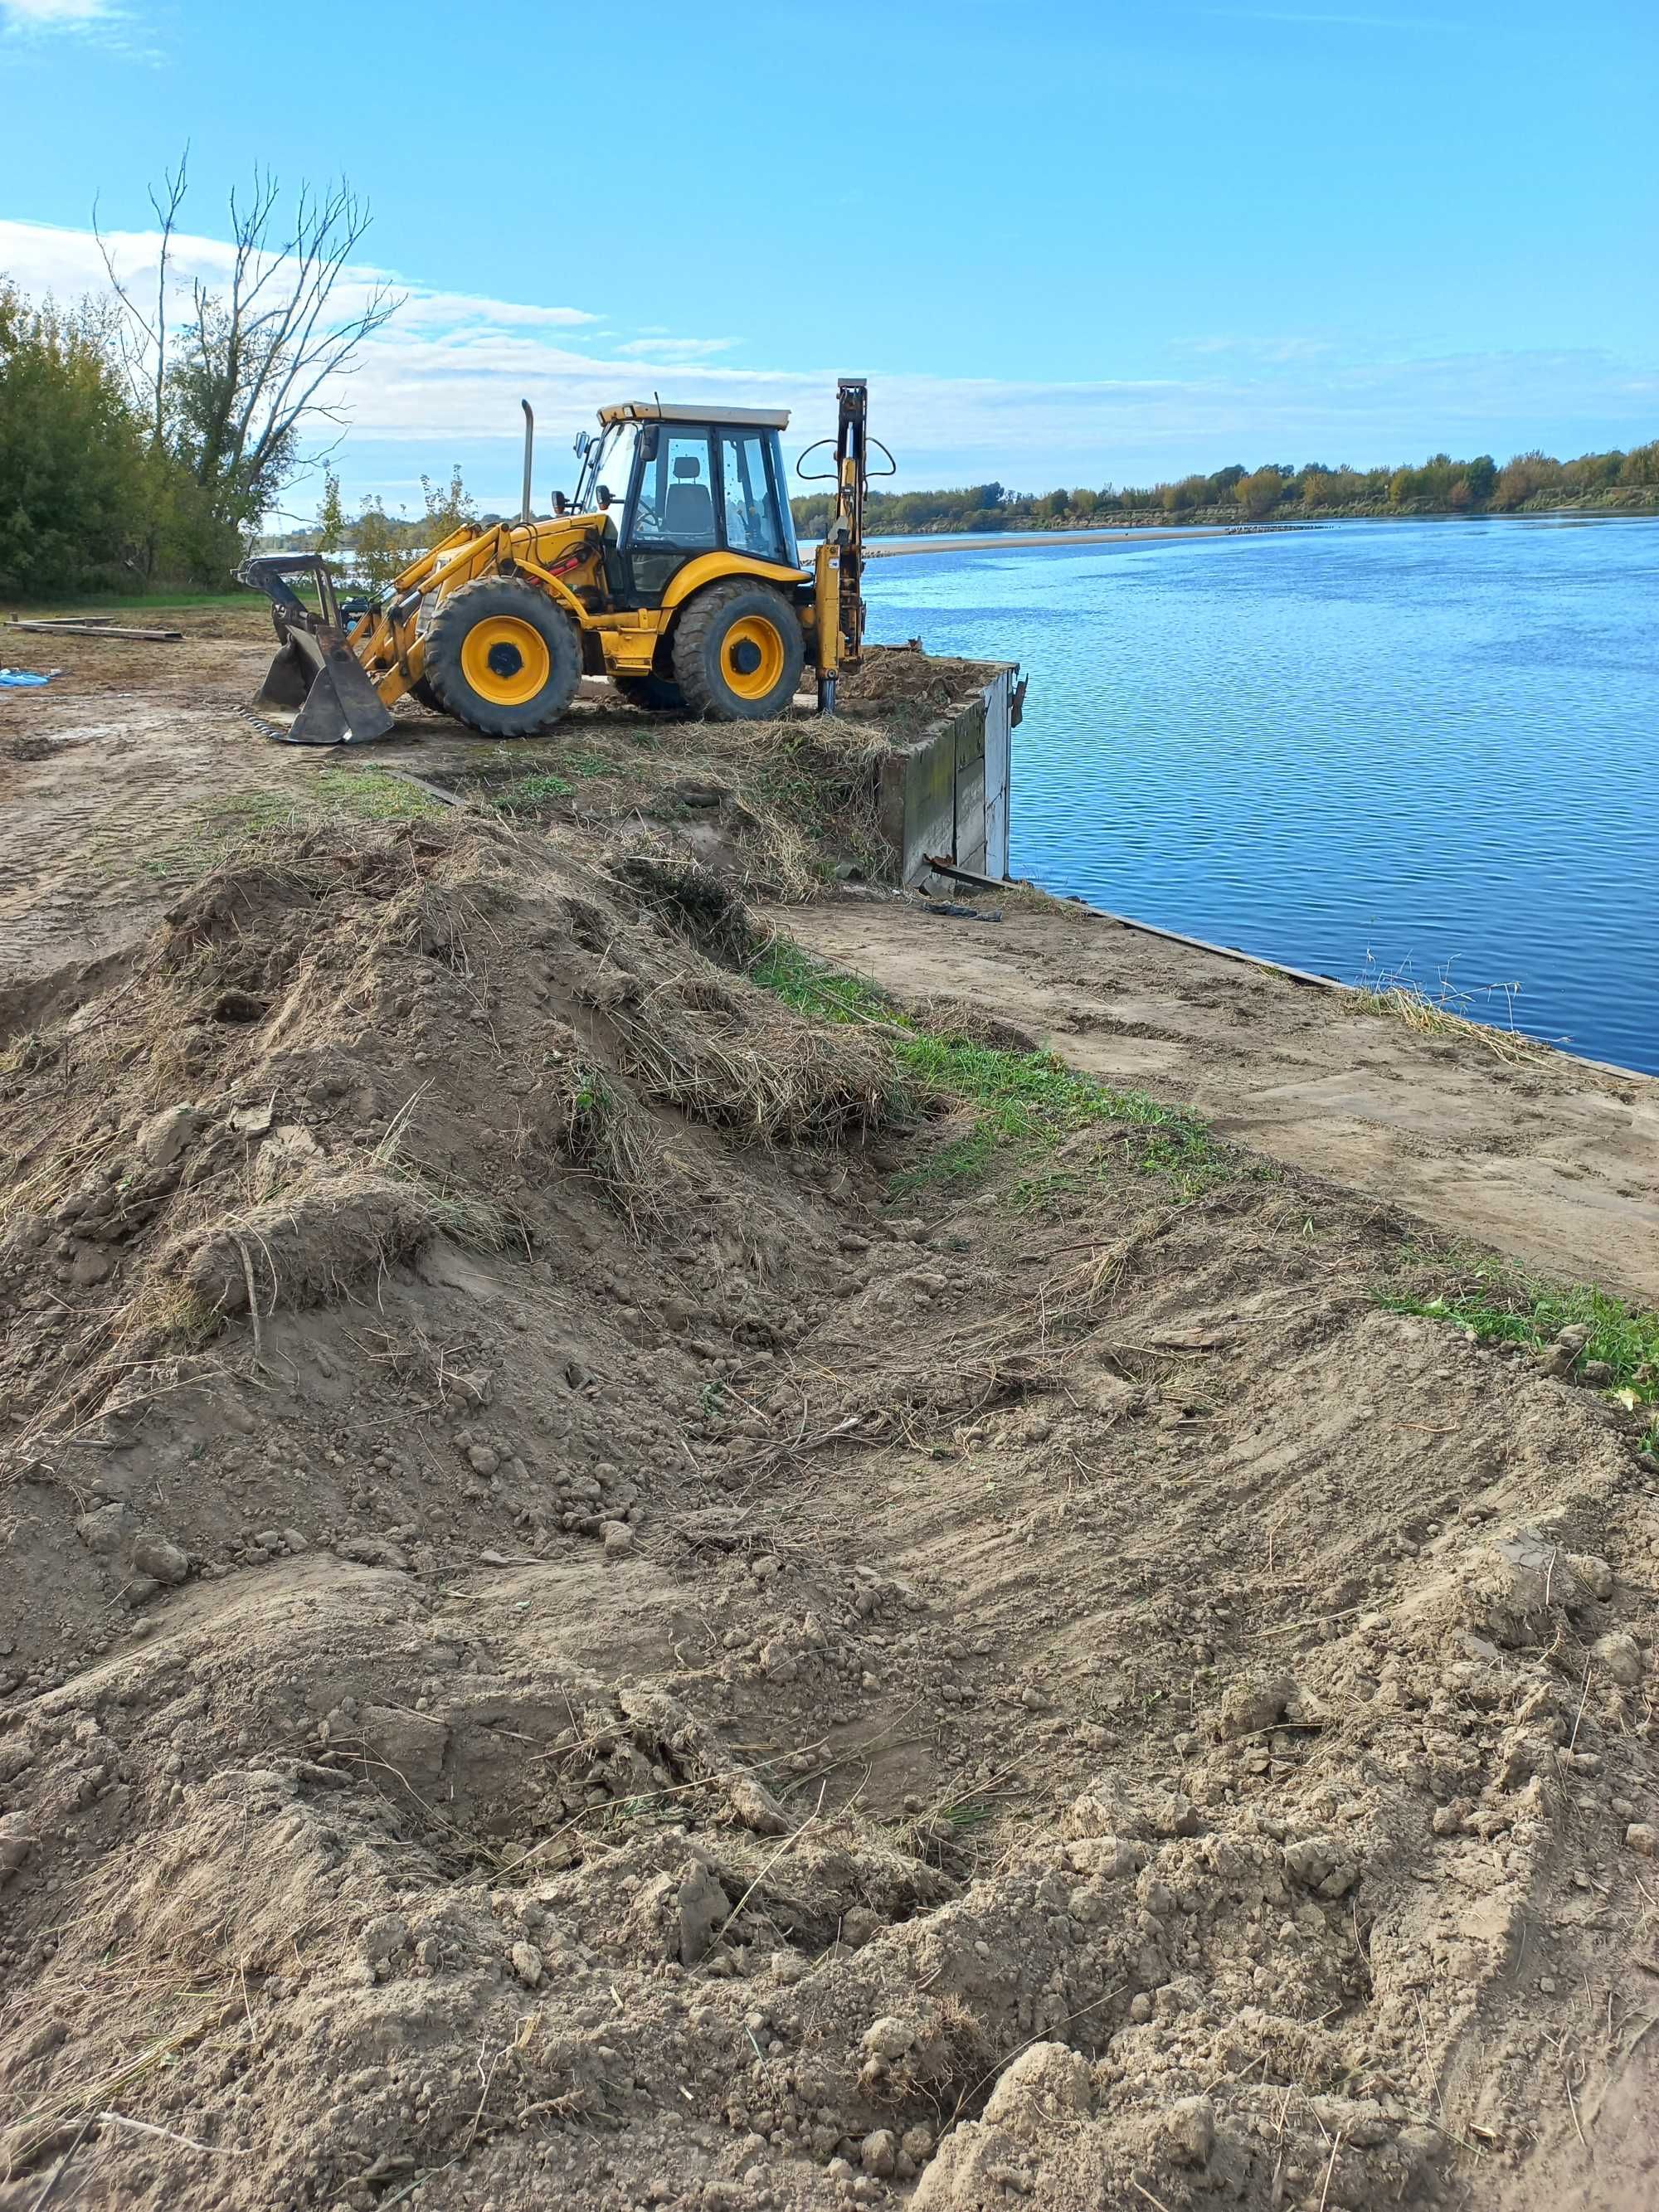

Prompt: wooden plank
xmin=7 ymin=620 xmax=183 ymax=642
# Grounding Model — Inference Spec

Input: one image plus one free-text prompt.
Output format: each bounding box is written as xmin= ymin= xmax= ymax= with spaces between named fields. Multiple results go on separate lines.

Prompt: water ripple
xmin=864 ymin=518 xmax=1659 ymax=1074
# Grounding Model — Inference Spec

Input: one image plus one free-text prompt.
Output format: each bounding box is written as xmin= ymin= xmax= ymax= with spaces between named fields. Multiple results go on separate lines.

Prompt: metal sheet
xmin=983 ymin=669 xmax=1012 ymax=879
xmin=901 ymin=732 xmax=956 ymax=883
xmin=954 ymin=703 xmax=986 ymax=874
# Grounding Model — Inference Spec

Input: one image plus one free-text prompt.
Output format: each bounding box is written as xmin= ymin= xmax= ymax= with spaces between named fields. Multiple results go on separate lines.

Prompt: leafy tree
xmin=790 ymin=438 xmax=1659 ymax=541
xmin=314 ymin=464 xmax=345 ymax=557
xmin=352 ymin=499 xmax=410 ymax=595
xmin=417 ymin=464 xmax=478 ymax=547
xmin=0 ymin=284 xmax=149 ymax=596
xmin=1233 ymin=467 xmax=1284 ymax=519
xmin=1491 ymin=450 xmax=1562 ymax=510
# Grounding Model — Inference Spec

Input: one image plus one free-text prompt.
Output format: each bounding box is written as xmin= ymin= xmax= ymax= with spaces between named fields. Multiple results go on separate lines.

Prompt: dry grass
xmin=612 ymin=845 xmax=757 ymax=964
xmin=1346 ymin=964 xmax=1551 ymax=1066
xmin=459 ymin=707 xmax=900 ymax=899
xmin=551 ymin=1058 xmax=681 ymax=1238
xmin=606 ymin=990 xmax=892 ymax=1145
xmin=0 ymin=2011 xmax=221 ymax=2173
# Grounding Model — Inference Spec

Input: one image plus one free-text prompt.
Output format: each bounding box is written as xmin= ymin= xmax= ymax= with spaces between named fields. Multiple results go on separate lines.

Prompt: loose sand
xmin=1 ymin=613 xmax=1656 ymax=2212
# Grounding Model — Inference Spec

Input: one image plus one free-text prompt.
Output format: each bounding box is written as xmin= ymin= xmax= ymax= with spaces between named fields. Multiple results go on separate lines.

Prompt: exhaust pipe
xmin=520 ymin=399 xmax=534 ymax=524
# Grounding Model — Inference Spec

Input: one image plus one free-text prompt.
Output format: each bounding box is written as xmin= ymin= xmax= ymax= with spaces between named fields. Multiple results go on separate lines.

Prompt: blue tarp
xmin=0 ymin=668 xmax=59 ymax=687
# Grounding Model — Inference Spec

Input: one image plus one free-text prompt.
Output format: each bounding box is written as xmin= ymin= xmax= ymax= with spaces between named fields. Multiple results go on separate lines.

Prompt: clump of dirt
xmin=829 ymin=643 xmax=1005 ymax=740
xmin=451 ymin=708 xmax=904 ymax=903
xmin=1 ymin=813 xmax=1657 ymax=2212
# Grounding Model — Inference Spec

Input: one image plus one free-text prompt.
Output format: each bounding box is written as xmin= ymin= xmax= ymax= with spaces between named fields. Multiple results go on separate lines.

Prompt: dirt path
xmin=0 ymin=615 xmax=602 ymax=1014
xmin=781 ymin=895 xmax=1659 ymax=1303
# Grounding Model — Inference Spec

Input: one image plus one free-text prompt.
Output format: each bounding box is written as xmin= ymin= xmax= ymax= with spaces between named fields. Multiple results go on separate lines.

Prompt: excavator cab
xmin=243 ymin=381 xmax=878 ymax=743
xmin=580 ymin=407 xmax=800 ymax=609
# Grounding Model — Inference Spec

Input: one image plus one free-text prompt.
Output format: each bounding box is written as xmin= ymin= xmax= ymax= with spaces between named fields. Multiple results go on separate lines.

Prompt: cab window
xmin=719 ymin=429 xmax=787 ymax=564
xmin=630 ymin=430 xmax=718 ymax=549
xmin=591 ymin=421 xmax=639 ymax=516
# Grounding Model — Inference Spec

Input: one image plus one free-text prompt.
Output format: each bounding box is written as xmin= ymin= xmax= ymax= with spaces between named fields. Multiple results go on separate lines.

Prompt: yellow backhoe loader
xmin=242 ymin=378 xmax=888 ymax=745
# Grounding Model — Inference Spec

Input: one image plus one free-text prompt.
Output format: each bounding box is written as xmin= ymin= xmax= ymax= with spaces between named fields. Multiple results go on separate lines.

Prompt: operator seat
xmin=664 ymin=454 xmax=713 ymax=542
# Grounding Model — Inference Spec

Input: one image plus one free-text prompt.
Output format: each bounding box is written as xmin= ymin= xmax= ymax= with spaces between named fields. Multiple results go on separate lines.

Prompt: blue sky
xmin=1 ymin=0 xmax=1654 ymax=517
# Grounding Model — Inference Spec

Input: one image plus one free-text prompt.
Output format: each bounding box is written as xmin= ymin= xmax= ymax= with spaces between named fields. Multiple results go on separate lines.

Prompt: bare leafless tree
xmin=94 ymin=148 xmax=189 ymax=450
xmin=94 ymin=154 xmax=402 ymax=528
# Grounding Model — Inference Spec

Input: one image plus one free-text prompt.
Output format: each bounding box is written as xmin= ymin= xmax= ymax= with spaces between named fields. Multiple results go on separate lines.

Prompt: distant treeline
xmin=790 ymin=441 xmax=1659 ymax=537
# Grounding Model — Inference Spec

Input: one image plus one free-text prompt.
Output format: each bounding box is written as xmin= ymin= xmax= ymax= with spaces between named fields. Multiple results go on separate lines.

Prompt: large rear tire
xmin=423 ymin=578 xmax=580 ymax=738
xmin=671 ymin=581 xmax=805 ymax=722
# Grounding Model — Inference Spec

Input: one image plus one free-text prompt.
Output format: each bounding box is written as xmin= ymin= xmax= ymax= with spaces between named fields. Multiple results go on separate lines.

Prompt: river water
xmin=860 ymin=517 xmax=1659 ymax=1076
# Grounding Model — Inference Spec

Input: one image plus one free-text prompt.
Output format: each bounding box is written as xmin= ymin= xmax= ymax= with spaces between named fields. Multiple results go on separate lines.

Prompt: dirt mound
xmin=1 ymin=817 xmax=1657 ymax=2210
xmin=834 ymin=644 xmax=1001 ymax=718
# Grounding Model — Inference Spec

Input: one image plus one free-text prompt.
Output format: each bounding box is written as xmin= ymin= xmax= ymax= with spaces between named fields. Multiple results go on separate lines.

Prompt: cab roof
xmin=596 ymin=401 xmax=791 ymax=430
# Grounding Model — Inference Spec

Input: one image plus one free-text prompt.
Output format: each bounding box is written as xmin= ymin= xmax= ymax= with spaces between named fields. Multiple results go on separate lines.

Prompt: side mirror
xmin=640 ymin=425 xmax=660 ymax=461
xmin=596 ymin=486 xmax=612 ymax=509
xmin=573 ymin=430 xmax=591 ymax=459
xmin=552 ymin=489 xmax=568 ymax=514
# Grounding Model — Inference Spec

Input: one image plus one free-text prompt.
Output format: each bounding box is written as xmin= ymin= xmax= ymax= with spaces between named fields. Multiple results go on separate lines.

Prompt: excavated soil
xmin=1 ymin=798 xmax=1657 ymax=2212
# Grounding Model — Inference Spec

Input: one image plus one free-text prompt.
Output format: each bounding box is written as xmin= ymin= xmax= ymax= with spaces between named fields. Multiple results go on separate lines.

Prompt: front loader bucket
xmin=240 ymin=551 xmax=397 ymax=748
xmin=274 ymin=642 xmax=398 ymax=748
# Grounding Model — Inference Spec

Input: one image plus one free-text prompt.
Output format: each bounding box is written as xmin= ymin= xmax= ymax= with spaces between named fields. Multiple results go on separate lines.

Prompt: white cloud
xmin=1 ymin=0 xmax=119 ymax=29
xmin=1177 ymin=334 xmax=1337 ymax=364
xmin=2 ymin=214 xmax=1652 ymax=505
xmin=614 ymin=336 xmax=735 ymax=361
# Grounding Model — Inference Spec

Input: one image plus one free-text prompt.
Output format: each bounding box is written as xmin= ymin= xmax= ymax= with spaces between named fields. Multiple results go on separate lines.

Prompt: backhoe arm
xmin=815 ymin=377 xmax=871 ymax=713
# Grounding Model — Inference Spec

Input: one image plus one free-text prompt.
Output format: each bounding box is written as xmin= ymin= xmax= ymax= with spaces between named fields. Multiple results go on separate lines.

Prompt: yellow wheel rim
xmin=460 ymin=615 xmax=551 ymax=706
xmin=722 ymin=614 xmax=786 ymax=702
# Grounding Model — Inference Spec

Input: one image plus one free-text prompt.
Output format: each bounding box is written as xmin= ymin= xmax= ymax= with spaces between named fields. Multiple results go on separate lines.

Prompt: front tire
xmin=423 ymin=578 xmax=580 ymax=738
xmin=671 ymin=581 xmax=805 ymax=721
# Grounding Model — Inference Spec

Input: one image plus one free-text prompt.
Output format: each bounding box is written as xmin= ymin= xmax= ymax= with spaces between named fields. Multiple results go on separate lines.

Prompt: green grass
xmin=465 ymin=751 xmax=617 ymax=815
xmin=315 ymin=767 xmax=445 ymax=822
xmin=750 ymin=937 xmax=1234 ymax=1199
xmin=488 ymin=771 xmax=576 ymax=814
xmin=1383 ymin=1256 xmax=1659 ymax=1428
xmin=129 ymin=771 xmax=442 ymax=887
xmin=2 ymin=589 xmax=264 ymax=614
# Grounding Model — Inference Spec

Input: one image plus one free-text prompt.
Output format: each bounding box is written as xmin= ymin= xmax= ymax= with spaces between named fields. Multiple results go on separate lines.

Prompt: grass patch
xmin=1383 ymin=1254 xmax=1659 ymax=1419
xmin=315 ymin=766 xmax=445 ymax=823
xmin=2 ymin=589 xmax=265 ymax=614
xmin=487 ymin=770 xmax=576 ymax=814
xmin=460 ymin=749 xmax=615 ymax=815
xmin=750 ymin=936 xmax=1234 ymax=1198
xmin=744 ymin=732 xmax=893 ymax=887
xmin=129 ymin=773 xmax=443 ymax=887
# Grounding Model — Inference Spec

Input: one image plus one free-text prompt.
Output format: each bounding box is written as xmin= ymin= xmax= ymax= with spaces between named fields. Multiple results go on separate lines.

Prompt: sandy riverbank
xmin=1 ymin=617 xmax=1656 ymax=2211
